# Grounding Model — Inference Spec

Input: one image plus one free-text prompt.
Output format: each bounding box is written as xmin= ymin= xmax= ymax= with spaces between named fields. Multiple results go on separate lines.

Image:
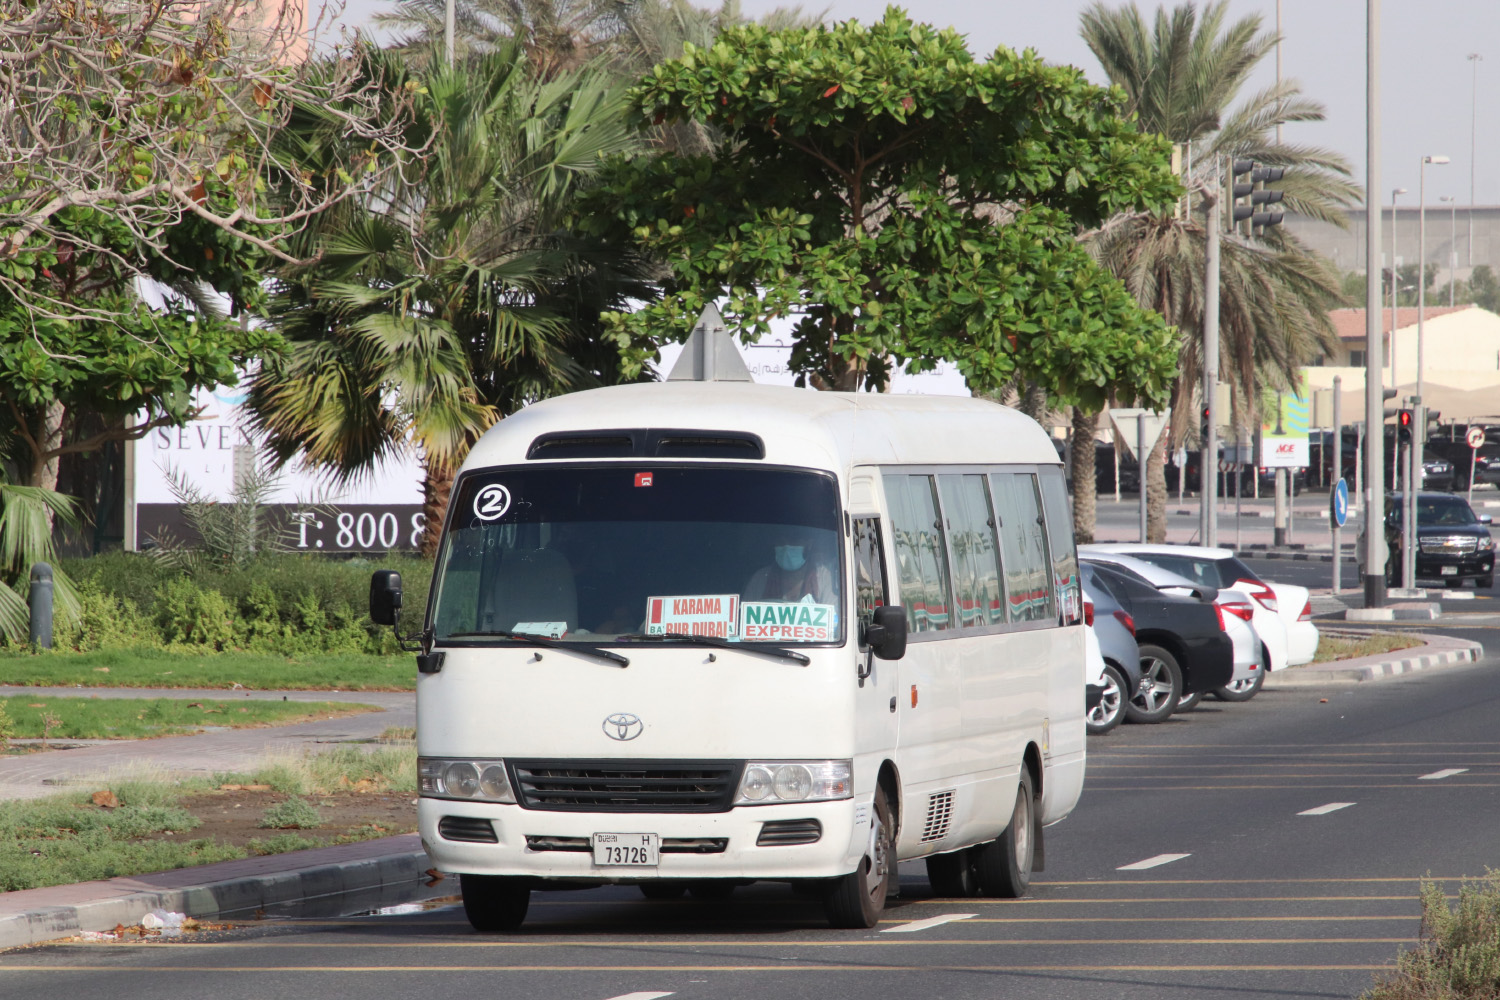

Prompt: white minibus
xmin=370 ymin=377 xmax=1087 ymax=930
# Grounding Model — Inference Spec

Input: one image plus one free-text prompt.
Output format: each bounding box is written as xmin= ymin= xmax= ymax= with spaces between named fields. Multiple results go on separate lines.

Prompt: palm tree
xmin=0 ymin=483 xmax=79 ymax=642
xmin=247 ymin=42 xmax=652 ymax=554
xmin=1077 ymin=1 xmax=1351 ymax=541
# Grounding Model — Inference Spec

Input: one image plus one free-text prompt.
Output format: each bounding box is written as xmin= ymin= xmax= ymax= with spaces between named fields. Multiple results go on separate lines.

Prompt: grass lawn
xmin=0 ymin=746 xmax=416 ymax=891
xmin=1 ymin=697 xmax=380 ymax=740
xmin=1311 ymin=631 xmax=1422 ymax=664
xmin=0 ymin=647 xmax=415 ymax=691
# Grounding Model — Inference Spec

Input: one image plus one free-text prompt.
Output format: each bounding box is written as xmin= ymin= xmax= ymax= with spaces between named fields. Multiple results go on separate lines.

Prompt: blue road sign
xmin=1331 ymin=478 xmax=1349 ymax=528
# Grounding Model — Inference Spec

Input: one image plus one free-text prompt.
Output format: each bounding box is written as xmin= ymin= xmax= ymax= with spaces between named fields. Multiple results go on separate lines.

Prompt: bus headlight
xmin=419 ymin=757 xmax=516 ymax=803
xmin=734 ymin=760 xmax=852 ymax=805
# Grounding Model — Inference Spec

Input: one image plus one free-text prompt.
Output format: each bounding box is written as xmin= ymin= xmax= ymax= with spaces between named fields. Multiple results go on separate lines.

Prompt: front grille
xmin=1421 ymin=535 xmax=1479 ymax=555
xmin=757 ymin=819 xmax=822 ymax=846
xmin=438 ymin=816 xmax=498 ymax=843
xmin=525 ymin=836 xmax=728 ymax=854
xmin=509 ymin=760 xmax=741 ymax=813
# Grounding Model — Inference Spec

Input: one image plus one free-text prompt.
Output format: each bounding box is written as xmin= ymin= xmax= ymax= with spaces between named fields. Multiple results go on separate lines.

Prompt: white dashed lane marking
xmin=1116 ymin=854 xmax=1191 ymax=871
xmin=881 ymin=913 xmax=977 ymax=934
xmin=1419 ymin=769 xmax=1469 ymax=780
xmin=1298 ymin=802 xmax=1356 ymax=816
xmin=603 ymin=993 xmax=675 ymax=1000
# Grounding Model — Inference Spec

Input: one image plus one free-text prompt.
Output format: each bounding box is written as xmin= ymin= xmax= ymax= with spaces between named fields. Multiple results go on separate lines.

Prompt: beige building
xmin=1304 ymin=305 xmax=1500 ymax=421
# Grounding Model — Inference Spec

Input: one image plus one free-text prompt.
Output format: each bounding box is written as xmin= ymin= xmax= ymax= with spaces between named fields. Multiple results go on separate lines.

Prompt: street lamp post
xmin=1469 ymin=54 xmax=1482 ymax=267
xmin=1406 ymin=154 xmax=1450 ymax=588
xmin=1363 ymin=0 xmax=1386 ymax=608
xmin=1440 ymin=195 xmax=1458 ymax=307
xmin=1391 ymin=187 xmax=1406 ymax=390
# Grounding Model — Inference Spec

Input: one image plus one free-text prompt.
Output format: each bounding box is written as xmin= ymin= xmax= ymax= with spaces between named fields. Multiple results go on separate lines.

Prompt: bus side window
xmin=1038 ymin=467 xmax=1081 ymax=625
xmin=883 ymin=474 xmax=955 ymax=633
xmin=851 ymin=517 xmax=887 ymax=648
xmin=990 ymin=472 xmax=1054 ymax=624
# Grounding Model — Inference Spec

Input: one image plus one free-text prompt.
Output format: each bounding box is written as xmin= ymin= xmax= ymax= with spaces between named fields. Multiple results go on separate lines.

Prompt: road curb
xmin=1264 ymin=632 xmax=1485 ymax=685
xmin=1238 ymin=547 xmax=1352 ymax=563
xmin=0 ymin=834 xmax=428 ymax=950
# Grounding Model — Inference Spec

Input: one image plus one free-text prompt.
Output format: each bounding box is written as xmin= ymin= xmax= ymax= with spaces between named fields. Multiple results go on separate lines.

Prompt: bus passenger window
xmin=990 ymin=473 xmax=1054 ymax=624
xmin=1038 ymin=467 xmax=1081 ymax=624
xmin=851 ymin=517 xmax=887 ymax=647
xmin=883 ymin=474 xmax=954 ymax=633
xmin=938 ymin=474 xmax=1004 ymax=627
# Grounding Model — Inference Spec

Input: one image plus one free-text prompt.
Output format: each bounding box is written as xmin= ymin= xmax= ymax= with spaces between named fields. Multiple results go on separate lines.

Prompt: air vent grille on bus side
xmin=509 ymin=759 xmax=741 ymax=812
xmin=525 ymin=429 xmax=764 ymax=461
xmin=438 ymin=816 xmax=499 ymax=843
xmin=921 ymin=790 xmax=955 ymax=842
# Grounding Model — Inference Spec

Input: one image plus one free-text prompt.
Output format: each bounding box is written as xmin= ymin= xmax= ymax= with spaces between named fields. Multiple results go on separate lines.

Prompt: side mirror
xmin=1482 ymin=515 xmax=1493 ymax=526
xmin=863 ymin=605 xmax=908 ymax=661
xmin=369 ymin=570 xmax=403 ymax=627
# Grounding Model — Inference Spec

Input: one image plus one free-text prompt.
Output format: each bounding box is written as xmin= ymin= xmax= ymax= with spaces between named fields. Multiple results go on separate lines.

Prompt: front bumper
xmin=419 ymin=797 xmax=868 ymax=882
xmin=1416 ymin=551 xmax=1494 ymax=581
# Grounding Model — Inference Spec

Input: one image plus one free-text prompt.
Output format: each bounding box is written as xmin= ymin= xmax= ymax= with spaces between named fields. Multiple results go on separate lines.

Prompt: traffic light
xmin=1397 ymin=408 xmax=1414 ymax=444
xmin=1200 ymin=406 xmax=1211 ymax=446
xmin=1230 ymin=160 xmax=1286 ymax=233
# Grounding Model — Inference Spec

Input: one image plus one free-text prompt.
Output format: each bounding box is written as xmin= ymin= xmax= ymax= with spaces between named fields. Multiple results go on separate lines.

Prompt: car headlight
xmin=1479 ymin=536 xmax=1495 ymax=551
xmin=418 ymin=757 xmax=515 ymax=803
xmin=733 ymin=760 xmax=852 ymax=805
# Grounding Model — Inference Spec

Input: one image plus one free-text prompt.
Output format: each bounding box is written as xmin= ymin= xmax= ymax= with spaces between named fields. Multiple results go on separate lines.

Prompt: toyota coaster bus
xmin=369 ymin=372 xmax=1087 ymax=931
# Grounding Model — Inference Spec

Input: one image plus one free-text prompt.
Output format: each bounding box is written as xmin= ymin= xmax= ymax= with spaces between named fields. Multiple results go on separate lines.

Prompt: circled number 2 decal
xmin=473 ymin=483 xmax=512 ymax=521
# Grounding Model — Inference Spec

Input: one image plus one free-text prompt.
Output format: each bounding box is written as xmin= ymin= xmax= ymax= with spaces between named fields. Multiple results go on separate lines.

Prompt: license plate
xmin=1442 ymin=566 xmax=1459 ymax=576
xmin=592 ymin=833 xmax=659 ymax=866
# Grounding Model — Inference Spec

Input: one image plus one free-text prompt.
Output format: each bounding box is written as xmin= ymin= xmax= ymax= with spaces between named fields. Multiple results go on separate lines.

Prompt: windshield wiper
xmin=442 ymin=630 xmax=629 ymax=668
xmin=614 ymin=633 xmax=811 ymax=666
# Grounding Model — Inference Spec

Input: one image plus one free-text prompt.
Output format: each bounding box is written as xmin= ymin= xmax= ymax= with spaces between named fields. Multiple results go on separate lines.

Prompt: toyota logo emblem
xmin=602 ymin=713 xmax=643 ymax=741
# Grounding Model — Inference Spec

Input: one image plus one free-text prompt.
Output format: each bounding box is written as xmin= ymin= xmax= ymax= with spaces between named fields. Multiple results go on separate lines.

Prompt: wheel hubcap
xmin=1089 ymin=674 xmax=1123 ymax=725
xmin=865 ymin=815 xmax=889 ymax=905
xmin=1013 ymin=789 xmax=1031 ymax=869
xmin=1136 ymin=658 xmax=1172 ymax=712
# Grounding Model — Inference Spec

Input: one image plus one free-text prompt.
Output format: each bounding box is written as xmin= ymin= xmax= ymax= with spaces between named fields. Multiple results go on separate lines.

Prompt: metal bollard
xmin=29 ymin=562 xmax=53 ymax=650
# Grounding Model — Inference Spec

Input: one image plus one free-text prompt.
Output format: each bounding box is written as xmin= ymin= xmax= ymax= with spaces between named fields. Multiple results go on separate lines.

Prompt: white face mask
xmin=774 ymin=545 xmax=806 ymax=572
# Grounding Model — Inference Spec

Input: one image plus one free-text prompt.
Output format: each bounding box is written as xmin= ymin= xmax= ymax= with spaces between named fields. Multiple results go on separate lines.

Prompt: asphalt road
xmin=6 ymin=657 xmax=1500 ymax=1000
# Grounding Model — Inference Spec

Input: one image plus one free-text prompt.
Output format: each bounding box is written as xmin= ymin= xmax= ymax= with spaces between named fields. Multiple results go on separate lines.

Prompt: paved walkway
xmin=0 ymin=689 xmax=414 ymax=801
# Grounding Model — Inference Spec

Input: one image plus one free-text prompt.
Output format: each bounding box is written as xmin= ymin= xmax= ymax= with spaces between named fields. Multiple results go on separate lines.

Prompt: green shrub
xmin=258 ymin=796 xmax=323 ymax=830
xmin=247 ymin=833 xmax=326 ymax=855
xmin=1363 ymin=873 xmax=1500 ymax=999
xmin=156 ymin=578 xmax=236 ymax=650
xmin=0 ymin=700 xmax=11 ymax=747
xmin=66 ymin=577 xmax=157 ymax=651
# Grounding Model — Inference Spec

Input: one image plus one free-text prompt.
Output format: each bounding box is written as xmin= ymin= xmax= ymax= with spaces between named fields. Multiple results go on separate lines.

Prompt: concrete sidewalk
xmin=0 ymin=688 xmax=413 ymax=801
xmin=1265 ymin=630 xmax=1485 ymax=685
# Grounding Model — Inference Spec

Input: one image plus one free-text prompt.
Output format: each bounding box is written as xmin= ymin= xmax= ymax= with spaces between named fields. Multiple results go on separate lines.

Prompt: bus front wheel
xmin=460 ymin=874 xmax=530 ymax=932
xmin=824 ymin=785 xmax=894 ymax=928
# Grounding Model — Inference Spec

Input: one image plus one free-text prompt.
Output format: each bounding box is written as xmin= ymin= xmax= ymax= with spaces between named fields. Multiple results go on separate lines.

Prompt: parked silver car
xmin=1081 ymin=565 xmax=1142 ymax=734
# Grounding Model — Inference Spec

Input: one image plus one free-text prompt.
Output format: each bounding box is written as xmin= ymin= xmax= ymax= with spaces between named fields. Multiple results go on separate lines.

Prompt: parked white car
xmin=1077 ymin=550 xmax=1265 ymax=705
xmin=1082 ymin=544 xmax=1318 ymax=670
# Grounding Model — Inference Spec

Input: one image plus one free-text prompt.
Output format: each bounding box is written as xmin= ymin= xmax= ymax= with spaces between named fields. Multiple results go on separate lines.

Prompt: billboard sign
xmin=1260 ymin=377 xmax=1311 ymax=469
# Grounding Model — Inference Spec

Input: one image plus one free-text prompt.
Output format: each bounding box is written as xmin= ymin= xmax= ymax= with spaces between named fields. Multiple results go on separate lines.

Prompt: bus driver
xmin=743 ymin=528 xmax=837 ymax=605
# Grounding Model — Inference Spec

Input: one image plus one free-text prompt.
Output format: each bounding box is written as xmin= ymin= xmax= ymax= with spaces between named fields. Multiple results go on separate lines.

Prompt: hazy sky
xmin=333 ymin=0 xmax=1500 ymax=207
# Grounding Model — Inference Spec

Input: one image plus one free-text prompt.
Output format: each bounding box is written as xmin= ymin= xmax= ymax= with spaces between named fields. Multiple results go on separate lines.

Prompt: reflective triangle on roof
xmin=666 ymin=303 xmax=754 ymax=382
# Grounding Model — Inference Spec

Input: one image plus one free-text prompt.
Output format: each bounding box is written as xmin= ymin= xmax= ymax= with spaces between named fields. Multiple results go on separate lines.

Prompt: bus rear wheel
xmin=825 ymin=785 xmax=894 ymax=928
xmin=975 ymin=768 xmax=1034 ymax=898
xmin=925 ymin=848 xmax=980 ymax=898
xmin=460 ymin=874 xmax=530 ymax=932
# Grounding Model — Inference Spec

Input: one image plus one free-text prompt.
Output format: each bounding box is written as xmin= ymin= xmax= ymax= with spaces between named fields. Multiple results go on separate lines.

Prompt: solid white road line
xmin=1116 ymin=854 xmax=1191 ymax=871
xmin=1419 ymin=769 xmax=1470 ymax=780
xmin=1298 ymin=802 xmax=1356 ymax=816
xmin=881 ymin=913 xmax=978 ymax=934
xmin=603 ymin=993 xmax=675 ymax=1000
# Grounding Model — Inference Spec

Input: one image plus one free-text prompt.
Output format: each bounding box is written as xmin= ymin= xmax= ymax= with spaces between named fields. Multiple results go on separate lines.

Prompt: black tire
xmin=975 ymin=768 xmax=1035 ymax=898
xmin=460 ymin=874 xmax=530 ymax=932
xmin=825 ymin=784 xmax=895 ymax=929
xmin=1212 ymin=667 xmax=1265 ymax=702
xmin=688 ymin=881 xmax=737 ymax=900
xmin=1086 ymin=664 xmax=1127 ymax=735
xmin=639 ymin=883 xmax=687 ymax=900
xmin=1482 ymin=575 xmax=1495 ymax=589
xmin=1125 ymin=645 xmax=1181 ymax=724
xmin=1174 ymin=690 xmax=1203 ymax=713
xmin=925 ymin=848 xmax=980 ymax=898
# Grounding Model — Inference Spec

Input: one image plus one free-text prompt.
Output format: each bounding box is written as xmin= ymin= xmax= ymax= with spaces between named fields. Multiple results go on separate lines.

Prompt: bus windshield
xmin=430 ymin=465 xmax=845 ymax=646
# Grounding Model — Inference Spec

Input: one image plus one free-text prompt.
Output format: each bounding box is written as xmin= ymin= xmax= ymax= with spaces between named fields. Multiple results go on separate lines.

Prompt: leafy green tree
xmin=583 ymin=7 xmax=1182 ymax=409
xmin=1471 ymin=265 xmax=1500 ymax=314
xmin=248 ymin=43 xmax=652 ymax=554
xmin=1079 ymin=0 xmax=1349 ymax=540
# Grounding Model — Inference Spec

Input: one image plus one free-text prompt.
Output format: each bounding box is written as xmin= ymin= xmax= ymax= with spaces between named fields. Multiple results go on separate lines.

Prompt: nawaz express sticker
xmin=740 ymin=601 xmax=837 ymax=642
